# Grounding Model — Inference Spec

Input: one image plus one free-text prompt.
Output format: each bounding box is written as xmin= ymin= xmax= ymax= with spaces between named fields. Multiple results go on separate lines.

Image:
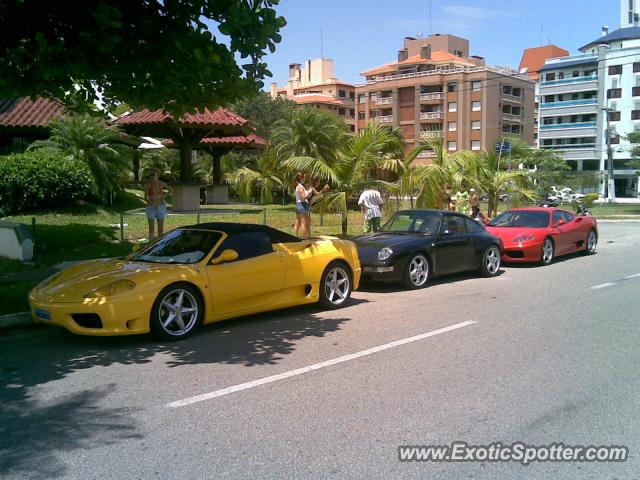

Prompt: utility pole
xmin=603 ymin=107 xmax=616 ymax=203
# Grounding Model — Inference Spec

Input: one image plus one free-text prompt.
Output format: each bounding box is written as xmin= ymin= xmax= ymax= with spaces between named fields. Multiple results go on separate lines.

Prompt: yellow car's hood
xmin=31 ymin=258 xmax=188 ymax=303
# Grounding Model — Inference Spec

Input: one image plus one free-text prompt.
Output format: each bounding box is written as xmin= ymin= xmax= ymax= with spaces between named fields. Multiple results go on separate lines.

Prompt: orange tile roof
xmin=518 ymin=45 xmax=569 ymax=80
xmin=361 ymin=51 xmax=476 ymax=76
xmin=0 ymin=97 xmax=66 ymax=129
xmin=115 ymin=107 xmax=249 ymax=128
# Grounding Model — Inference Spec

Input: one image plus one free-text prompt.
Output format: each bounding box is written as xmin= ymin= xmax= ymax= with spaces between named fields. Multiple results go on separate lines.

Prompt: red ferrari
xmin=485 ymin=208 xmax=598 ymax=265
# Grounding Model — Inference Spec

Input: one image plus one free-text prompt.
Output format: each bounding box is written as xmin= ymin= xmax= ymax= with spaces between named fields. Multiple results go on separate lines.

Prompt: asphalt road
xmin=2 ymin=222 xmax=639 ymax=480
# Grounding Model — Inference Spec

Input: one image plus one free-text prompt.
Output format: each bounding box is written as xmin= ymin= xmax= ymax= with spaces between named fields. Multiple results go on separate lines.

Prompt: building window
xmin=472 ymin=120 xmax=481 ymax=130
xmin=634 ymin=62 xmax=640 ymax=73
xmin=632 ymin=110 xmax=640 ymax=120
xmin=350 ymin=109 xmax=355 ymax=117
xmin=546 ymin=73 xmax=556 ymax=81
xmin=472 ymin=101 xmax=481 ymax=111
xmin=607 ymin=88 xmax=622 ymax=99
xmin=358 ymin=94 xmax=366 ymax=102
xmin=609 ymin=111 xmax=621 ymax=121
xmin=447 ymin=141 xmax=457 ymax=151
xmin=448 ymin=102 xmax=457 ymax=112
xmin=447 ymin=82 xmax=458 ymax=92
xmin=609 ymin=65 xmax=623 ymax=75
xmin=471 ymin=81 xmax=481 ymax=92
xmin=339 ymin=89 xmax=346 ymax=98
xmin=338 ymin=107 xmax=345 ymax=115
xmin=572 ymin=71 xmax=580 ymax=78
xmin=471 ymin=140 xmax=481 ymax=151
xmin=358 ymin=111 xmax=365 ymax=120
xmin=448 ymin=121 xmax=457 ymax=131
xmin=349 ymin=92 xmax=355 ymax=100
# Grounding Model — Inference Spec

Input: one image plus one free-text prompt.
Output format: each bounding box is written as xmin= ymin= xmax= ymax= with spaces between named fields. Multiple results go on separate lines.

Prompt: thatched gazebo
xmin=114 ymin=107 xmax=252 ymax=211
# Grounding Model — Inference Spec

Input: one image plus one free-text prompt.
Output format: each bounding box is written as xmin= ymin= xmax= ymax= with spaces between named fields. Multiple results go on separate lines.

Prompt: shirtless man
xmin=144 ymin=171 xmax=173 ymax=240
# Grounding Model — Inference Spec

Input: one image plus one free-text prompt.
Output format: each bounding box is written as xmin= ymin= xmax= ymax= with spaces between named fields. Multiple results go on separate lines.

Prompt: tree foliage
xmin=0 ymin=1 xmax=286 ymax=114
xmin=231 ymin=93 xmax=296 ymax=140
xmin=29 ymin=115 xmax=131 ymax=199
xmin=0 ymin=150 xmax=94 ymax=213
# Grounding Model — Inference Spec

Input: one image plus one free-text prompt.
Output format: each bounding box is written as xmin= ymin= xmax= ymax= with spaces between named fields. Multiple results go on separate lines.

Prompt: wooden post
xmin=119 ymin=213 xmax=124 ymax=243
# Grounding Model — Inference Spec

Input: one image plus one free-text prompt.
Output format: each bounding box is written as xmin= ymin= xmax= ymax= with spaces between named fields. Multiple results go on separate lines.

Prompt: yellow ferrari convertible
xmin=29 ymin=223 xmax=361 ymax=340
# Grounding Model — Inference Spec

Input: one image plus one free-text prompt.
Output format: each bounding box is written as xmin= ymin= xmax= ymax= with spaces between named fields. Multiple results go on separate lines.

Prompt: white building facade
xmin=538 ymin=26 xmax=640 ymax=198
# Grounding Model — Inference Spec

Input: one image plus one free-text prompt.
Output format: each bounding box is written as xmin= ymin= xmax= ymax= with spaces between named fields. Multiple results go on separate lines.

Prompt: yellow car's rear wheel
xmin=151 ymin=283 xmax=203 ymax=340
xmin=319 ymin=262 xmax=352 ymax=309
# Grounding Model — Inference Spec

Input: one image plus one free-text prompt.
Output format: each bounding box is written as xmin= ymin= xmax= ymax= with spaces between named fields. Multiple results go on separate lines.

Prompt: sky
xmin=262 ymin=0 xmax=620 ymax=87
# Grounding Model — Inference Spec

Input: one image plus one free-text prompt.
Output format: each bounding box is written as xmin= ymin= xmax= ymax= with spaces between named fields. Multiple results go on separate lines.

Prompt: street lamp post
xmin=602 ymin=107 xmax=616 ymax=203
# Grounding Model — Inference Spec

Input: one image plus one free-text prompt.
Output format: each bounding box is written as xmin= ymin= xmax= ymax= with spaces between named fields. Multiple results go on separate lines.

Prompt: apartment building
xmin=538 ymin=19 xmax=640 ymax=197
xmin=270 ymin=58 xmax=356 ymax=131
xmin=518 ymin=45 xmax=570 ymax=147
xmin=354 ymin=34 xmax=535 ymax=163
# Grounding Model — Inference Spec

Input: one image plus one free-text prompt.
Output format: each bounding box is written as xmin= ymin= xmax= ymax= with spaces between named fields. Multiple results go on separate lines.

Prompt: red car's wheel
xmin=540 ymin=238 xmax=554 ymax=266
xmin=585 ymin=229 xmax=597 ymax=255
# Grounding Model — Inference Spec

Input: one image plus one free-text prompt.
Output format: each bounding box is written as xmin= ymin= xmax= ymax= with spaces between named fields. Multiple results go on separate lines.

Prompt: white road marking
xmin=624 ymin=273 xmax=640 ymax=279
xmin=167 ymin=320 xmax=477 ymax=408
xmin=590 ymin=283 xmax=616 ymax=290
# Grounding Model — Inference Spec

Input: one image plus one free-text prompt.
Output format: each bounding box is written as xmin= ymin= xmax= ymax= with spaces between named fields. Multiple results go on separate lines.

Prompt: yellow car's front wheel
xmin=319 ymin=262 xmax=352 ymax=309
xmin=150 ymin=283 xmax=203 ymax=340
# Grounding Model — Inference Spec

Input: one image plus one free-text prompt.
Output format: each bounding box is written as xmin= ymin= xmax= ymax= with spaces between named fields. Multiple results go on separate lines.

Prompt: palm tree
xmin=271 ymin=107 xmax=349 ymax=167
xmin=470 ymin=145 xmax=537 ymax=217
xmin=285 ymin=121 xmax=405 ymax=235
xmin=29 ymin=114 xmax=130 ymax=200
xmin=230 ymin=149 xmax=285 ymax=204
xmin=411 ymin=139 xmax=477 ymax=209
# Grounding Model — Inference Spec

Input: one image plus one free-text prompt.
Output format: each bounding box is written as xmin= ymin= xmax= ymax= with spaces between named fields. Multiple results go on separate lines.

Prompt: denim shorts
xmin=295 ymin=201 xmax=310 ymax=214
xmin=146 ymin=203 xmax=167 ymax=220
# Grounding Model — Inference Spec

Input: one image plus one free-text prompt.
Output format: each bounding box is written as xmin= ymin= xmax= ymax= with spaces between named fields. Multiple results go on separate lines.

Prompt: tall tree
xmin=0 ymin=1 xmax=286 ymax=114
xmin=29 ymin=115 xmax=131 ymax=200
xmin=232 ymin=93 xmax=296 ymax=140
xmin=285 ymin=121 xmax=405 ymax=235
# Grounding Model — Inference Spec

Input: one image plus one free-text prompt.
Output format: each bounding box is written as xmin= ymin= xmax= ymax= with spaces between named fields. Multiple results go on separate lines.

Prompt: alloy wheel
xmin=542 ymin=239 xmax=554 ymax=264
xmin=408 ymin=255 xmax=429 ymax=287
xmin=485 ymin=246 xmax=501 ymax=275
xmin=158 ymin=288 xmax=199 ymax=337
xmin=324 ymin=266 xmax=350 ymax=306
xmin=587 ymin=230 xmax=597 ymax=254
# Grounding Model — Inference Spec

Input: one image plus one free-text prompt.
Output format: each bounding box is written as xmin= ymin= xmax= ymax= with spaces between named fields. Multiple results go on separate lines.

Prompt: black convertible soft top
xmin=178 ymin=222 xmax=301 ymax=244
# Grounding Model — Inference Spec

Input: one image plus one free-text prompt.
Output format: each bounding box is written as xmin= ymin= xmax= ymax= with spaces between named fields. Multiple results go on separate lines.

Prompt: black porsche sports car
xmin=355 ymin=209 xmax=504 ymax=289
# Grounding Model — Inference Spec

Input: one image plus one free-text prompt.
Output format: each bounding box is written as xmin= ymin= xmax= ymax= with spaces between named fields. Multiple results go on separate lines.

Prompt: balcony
xmin=376 ymin=115 xmax=393 ymax=123
xmin=541 ymin=75 xmax=598 ymax=87
xmin=502 ymin=113 xmax=521 ymax=122
xmin=419 ymin=111 xmax=444 ymax=120
xmin=543 ymin=148 xmax=598 ymax=161
xmin=538 ymin=121 xmax=597 ymax=139
xmin=420 ymin=130 xmax=443 ymax=139
xmin=420 ymin=92 xmax=444 ymax=101
xmin=375 ymin=97 xmax=393 ymax=105
xmin=502 ymin=93 xmax=522 ymax=103
xmin=416 ymin=150 xmax=437 ymax=159
xmin=539 ymin=99 xmax=597 ymax=108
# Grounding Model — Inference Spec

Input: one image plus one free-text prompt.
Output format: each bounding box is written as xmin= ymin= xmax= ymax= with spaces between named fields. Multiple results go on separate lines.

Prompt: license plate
xmin=35 ymin=308 xmax=51 ymax=321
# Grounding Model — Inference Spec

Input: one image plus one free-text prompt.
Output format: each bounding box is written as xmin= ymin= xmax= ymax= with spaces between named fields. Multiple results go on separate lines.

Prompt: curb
xmin=0 ymin=311 xmax=35 ymax=332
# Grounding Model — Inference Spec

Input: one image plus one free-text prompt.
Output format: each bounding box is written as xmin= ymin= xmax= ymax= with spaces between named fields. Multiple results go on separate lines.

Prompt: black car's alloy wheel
xmin=150 ymin=283 xmax=203 ymax=340
xmin=480 ymin=245 xmax=501 ymax=277
xmin=403 ymin=254 xmax=430 ymax=289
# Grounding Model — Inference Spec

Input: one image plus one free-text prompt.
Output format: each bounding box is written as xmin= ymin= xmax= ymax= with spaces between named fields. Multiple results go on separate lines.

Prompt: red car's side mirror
xmin=554 ymin=219 xmax=566 ymax=227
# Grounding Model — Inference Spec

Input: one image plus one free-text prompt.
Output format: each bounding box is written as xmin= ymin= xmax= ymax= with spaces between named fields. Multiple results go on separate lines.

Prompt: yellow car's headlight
xmin=83 ymin=280 xmax=136 ymax=299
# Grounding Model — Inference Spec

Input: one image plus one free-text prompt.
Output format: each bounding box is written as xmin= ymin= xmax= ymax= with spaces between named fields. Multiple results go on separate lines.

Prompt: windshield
xmin=382 ymin=211 xmax=441 ymax=234
xmin=131 ymin=229 xmax=222 ymax=264
xmin=489 ymin=211 xmax=549 ymax=228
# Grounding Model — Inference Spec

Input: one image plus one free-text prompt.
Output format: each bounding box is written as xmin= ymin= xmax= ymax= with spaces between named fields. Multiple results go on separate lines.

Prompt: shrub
xmin=0 ymin=149 xmax=95 ymax=213
xmin=582 ymin=193 xmax=599 ymax=208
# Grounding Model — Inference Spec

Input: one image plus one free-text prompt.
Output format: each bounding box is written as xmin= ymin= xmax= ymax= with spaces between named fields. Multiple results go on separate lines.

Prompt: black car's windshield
xmin=489 ymin=211 xmax=549 ymax=228
xmin=382 ymin=211 xmax=441 ymax=234
xmin=131 ymin=229 xmax=222 ymax=264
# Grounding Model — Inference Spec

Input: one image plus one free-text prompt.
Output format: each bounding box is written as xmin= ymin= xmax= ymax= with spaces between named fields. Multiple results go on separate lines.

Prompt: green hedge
xmin=0 ymin=149 xmax=95 ymax=213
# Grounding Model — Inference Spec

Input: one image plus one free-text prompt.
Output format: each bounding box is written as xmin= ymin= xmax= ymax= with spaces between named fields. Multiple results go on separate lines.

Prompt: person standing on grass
xmin=469 ymin=188 xmax=480 ymax=210
xmin=293 ymin=172 xmax=312 ymax=237
xmin=306 ymin=176 xmax=330 ymax=236
xmin=453 ymin=184 xmax=470 ymax=215
xmin=144 ymin=170 xmax=172 ymax=240
xmin=358 ymin=186 xmax=384 ymax=233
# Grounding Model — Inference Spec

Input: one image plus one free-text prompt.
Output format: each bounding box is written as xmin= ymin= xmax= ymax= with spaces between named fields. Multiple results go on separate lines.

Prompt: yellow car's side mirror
xmin=210 ymin=248 xmax=239 ymax=265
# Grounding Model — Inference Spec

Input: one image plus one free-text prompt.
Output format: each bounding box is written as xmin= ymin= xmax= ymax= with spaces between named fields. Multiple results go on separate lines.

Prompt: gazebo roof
xmin=0 ymin=97 xmax=66 ymax=129
xmin=162 ymin=133 xmax=266 ymax=149
xmin=114 ymin=107 xmax=250 ymax=129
